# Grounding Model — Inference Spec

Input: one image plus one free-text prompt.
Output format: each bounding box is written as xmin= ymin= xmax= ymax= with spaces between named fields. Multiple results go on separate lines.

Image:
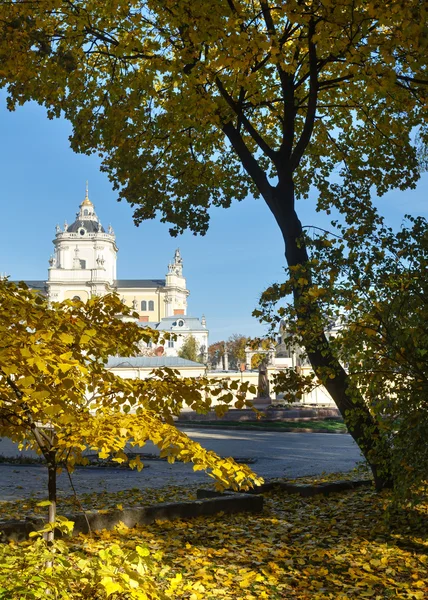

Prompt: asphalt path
xmin=0 ymin=429 xmax=363 ymax=501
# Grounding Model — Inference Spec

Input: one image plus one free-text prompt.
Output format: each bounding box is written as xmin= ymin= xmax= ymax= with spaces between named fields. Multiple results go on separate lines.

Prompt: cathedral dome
xmin=66 ymin=183 xmax=106 ymax=234
xmin=67 ymin=219 xmax=105 ymax=234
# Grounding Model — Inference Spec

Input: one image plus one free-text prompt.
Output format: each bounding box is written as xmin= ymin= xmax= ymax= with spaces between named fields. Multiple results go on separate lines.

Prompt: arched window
xmin=72 ymin=295 xmax=81 ymax=301
xmin=141 ymin=300 xmax=147 ymax=311
xmin=83 ymin=209 xmax=88 ymax=216
xmin=148 ymin=300 xmax=154 ymax=311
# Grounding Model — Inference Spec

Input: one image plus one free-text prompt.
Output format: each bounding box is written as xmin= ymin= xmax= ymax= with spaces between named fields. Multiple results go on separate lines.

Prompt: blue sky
xmin=1 ymin=94 xmax=427 ymax=343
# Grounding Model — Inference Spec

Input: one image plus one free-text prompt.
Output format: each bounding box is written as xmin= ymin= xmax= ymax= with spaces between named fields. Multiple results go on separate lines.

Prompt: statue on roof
xmin=169 ymin=248 xmax=183 ymax=276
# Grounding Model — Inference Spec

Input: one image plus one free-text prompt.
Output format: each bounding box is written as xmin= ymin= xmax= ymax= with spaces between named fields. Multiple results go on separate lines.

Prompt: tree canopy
xmin=0 ymin=0 xmax=426 ymax=232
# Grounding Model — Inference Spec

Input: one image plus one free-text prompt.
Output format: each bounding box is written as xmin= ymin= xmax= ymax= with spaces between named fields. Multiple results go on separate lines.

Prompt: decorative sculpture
xmin=257 ymin=358 xmax=270 ymax=399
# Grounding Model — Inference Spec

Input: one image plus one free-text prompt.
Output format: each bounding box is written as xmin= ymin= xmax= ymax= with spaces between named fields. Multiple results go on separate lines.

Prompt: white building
xmin=20 ymin=185 xmax=208 ymax=359
xmin=13 ymin=185 xmax=334 ymax=407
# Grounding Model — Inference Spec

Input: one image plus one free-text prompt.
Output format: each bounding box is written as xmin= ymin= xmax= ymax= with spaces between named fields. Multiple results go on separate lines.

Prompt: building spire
xmin=81 ymin=180 xmax=93 ymax=207
xmin=167 ymin=248 xmax=183 ymax=276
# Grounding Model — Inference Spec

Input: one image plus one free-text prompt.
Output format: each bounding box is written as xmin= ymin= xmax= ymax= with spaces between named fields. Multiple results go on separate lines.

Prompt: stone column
xmin=223 ymin=343 xmax=229 ymax=371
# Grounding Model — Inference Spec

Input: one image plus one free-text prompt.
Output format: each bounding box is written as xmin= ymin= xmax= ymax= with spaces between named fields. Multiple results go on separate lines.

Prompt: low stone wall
xmin=0 ymin=478 xmax=372 ymax=542
xmin=198 ymin=479 xmax=372 ymax=499
xmin=0 ymin=492 xmax=263 ymax=542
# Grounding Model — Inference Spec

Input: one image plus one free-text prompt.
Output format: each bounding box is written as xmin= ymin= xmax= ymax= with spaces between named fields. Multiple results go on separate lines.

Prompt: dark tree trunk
xmin=265 ymin=178 xmax=393 ymax=491
xmin=46 ymin=450 xmax=57 ymax=544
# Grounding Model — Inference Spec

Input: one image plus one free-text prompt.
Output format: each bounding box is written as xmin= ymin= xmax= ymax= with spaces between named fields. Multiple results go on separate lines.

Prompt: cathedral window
xmin=83 ymin=209 xmax=88 ymax=216
xmin=148 ymin=300 xmax=154 ymax=311
xmin=141 ymin=300 xmax=147 ymax=311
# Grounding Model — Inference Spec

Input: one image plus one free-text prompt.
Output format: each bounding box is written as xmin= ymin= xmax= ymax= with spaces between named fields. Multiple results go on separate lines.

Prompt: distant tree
xmin=227 ymin=334 xmax=248 ymax=369
xmin=208 ymin=341 xmax=225 ymax=369
xmin=209 ymin=334 xmax=248 ymax=370
xmin=178 ymin=335 xmax=200 ymax=363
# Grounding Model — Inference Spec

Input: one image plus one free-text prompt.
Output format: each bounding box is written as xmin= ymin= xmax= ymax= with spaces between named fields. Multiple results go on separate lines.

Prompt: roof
xmin=106 ymin=356 xmax=204 ymax=369
xmin=13 ymin=280 xmax=47 ymax=292
xmin=114 ymin=279 xmax=165 ymax=289
xmin=67 ymin=219 xmax=106 ymax=233
xmin=139 ymin=316 xmax=206 ymax=331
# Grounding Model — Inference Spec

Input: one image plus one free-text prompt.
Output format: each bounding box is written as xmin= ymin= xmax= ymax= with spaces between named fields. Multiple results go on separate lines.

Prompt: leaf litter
xmin=1 ymin=471 xmax=427 ymax=599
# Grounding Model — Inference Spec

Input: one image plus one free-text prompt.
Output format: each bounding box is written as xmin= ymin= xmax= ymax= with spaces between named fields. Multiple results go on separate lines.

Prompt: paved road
xmin=0 ymin=429 xmax=363 ymax=501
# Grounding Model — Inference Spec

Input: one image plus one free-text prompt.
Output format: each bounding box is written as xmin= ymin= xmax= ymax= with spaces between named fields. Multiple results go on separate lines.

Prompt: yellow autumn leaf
xmin=100 ymin=577 xmax=123 ymax=596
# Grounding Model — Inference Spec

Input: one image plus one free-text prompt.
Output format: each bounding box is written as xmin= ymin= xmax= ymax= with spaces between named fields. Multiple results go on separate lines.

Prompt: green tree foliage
xmin=178 ymin=334 xmax=200 ymax=363
xmin=0 ymin=281 xmax=261 ymax=537
xmin=259 ymin=216 xmax=428 ymax=503
xmin=0 ymin=0 xmax=427 ymax=489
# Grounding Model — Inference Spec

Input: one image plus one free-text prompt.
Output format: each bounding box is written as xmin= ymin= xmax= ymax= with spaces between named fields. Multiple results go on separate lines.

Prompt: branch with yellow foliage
xmin=0 ymin=280 xmax=261 ymax=537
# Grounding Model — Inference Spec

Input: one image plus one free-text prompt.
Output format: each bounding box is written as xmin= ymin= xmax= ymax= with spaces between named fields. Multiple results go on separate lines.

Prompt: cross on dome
xmin=80 ymin=180 xmax=93 ymax=208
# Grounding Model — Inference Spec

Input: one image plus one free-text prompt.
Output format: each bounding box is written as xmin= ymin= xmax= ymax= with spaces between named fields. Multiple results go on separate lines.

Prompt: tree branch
xmin=216 ymin=77 xmax=277 ymax=161
xmin=260 ymin=0 xmax=276 ymax=36
xmin=222 ymin=122 xmax=273 ymax=199
xmin=2 ymin=370 xmax=53 ymax=450
xmin=290 ymin=18 xmax=318 ymax=171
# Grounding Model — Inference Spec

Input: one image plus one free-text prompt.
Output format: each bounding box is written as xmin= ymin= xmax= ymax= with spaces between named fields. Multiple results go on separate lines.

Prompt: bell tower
xmin=47 ymin=184 xmax=118 ymax=302
xmin=164 ymin=249 xmax=189 ymax=316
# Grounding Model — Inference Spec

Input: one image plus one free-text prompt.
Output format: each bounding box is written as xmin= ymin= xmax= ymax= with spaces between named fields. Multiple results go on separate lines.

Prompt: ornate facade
xmin=19 ymin=186 xmax=208 ymax=358
xmin=45 ymin=185 xmax=189 ymax=322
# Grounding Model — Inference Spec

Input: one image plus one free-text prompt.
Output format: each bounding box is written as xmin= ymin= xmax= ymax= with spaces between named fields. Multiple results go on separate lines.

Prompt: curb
xmin=0 ymin=492 xmax=263 ymax=542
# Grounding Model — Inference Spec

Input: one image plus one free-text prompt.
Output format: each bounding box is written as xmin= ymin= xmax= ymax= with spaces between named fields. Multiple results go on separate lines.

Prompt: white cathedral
xmin=11 ymin=185 xmax=336 ymax=406
xmin=23 ymin=186 xmax=209 ymax=360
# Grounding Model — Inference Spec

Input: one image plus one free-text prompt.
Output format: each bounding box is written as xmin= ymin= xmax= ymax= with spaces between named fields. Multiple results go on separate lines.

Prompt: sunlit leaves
xmin=0 ymin=280 xmax=261 ymax=512
xmin=0 ymin=0 xmax=426 ymax=234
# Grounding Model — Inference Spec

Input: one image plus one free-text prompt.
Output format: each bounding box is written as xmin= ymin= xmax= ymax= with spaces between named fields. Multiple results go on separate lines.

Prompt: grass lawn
xmin=1 ymin=471 xmax=427 ymax=599
xmin=179 ymin=418 xmax=347 ymax=432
